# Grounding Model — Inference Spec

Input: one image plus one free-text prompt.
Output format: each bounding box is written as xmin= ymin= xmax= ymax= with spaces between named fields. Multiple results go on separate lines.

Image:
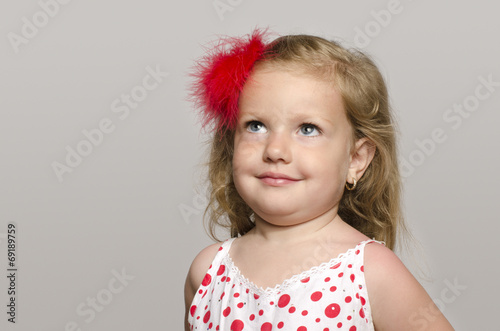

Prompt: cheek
xmin=232 ymin=154 xmax=243 ymax=182
xmin=232 ymin=154 xmax=252 ymax=206
xmin=232 ymin=137 xmax=261 ymax=168
xmin=302 ymin=148 xmax=349 ymax=184
xmin=232 ymin=141 xmax=253 ymax=186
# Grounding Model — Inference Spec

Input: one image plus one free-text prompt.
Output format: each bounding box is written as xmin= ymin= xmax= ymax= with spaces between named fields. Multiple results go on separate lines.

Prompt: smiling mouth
xmin=257 ymin=172 xmax=301 ymax=186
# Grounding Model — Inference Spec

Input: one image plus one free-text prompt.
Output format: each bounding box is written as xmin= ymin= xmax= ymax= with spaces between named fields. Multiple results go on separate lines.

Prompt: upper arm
xmin=184 ymin=242 xmax=221 ymax=331
xmin=364 ymin=243 xmax=454 ymax=331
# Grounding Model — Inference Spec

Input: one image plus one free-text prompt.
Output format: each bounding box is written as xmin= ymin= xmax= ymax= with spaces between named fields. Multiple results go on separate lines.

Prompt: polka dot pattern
xmin=188 ymin=239 xmax=382 ymax=330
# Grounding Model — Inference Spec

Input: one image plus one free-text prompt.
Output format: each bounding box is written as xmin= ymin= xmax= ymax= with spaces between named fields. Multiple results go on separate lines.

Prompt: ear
xmin=347 ymin=137 xmax=376 ymax=184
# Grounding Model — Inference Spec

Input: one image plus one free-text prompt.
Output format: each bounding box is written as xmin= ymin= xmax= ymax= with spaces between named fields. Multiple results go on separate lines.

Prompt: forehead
xmin=239 ymin=68 xmax=346 ymax=122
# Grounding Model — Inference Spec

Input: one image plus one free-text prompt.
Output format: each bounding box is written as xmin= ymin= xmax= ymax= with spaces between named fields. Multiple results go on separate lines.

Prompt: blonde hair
xmin=203 ymin=34 xmax=406 ymax=250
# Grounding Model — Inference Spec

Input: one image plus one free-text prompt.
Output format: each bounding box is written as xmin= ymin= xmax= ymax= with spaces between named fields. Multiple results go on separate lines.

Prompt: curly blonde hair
xmin=203 ymin=34 xmax=405 ymax=250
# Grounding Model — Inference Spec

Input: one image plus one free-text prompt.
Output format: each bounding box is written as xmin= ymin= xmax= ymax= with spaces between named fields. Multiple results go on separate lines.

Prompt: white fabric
xmin=188 ymin=238 xmax=383 ymax=331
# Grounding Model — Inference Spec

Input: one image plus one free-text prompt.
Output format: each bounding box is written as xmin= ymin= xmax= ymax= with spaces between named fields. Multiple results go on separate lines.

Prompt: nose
xmin=263 ymin=131 xmax=292 ymax=164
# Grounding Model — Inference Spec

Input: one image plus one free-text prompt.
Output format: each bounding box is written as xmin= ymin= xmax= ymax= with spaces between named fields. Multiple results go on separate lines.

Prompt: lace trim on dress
xmin=223 ymin=239 xmax=383 ymax=296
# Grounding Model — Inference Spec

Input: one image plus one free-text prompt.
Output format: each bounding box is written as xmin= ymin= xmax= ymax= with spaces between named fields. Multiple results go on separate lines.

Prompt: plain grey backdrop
xmin=1 ymin=0 xmax=498 ymax=330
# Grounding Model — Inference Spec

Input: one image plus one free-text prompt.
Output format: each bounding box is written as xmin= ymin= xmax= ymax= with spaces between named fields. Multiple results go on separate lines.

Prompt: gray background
xmin=1 ymin=0 xmax=498 ymax=330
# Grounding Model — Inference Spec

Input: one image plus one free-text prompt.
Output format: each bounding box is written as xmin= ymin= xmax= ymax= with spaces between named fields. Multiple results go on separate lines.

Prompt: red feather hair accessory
xmin=190 ymin=28 xmax=271 ymax=131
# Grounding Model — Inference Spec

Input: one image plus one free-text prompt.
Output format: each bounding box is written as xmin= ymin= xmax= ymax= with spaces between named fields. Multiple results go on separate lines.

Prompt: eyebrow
xmin=239 ymin=112 xmax=337 ymax=129
xmin=239 ymin=100 xmax=341 ymax=127
xmin=288 ymin=112 xmax=336 ymax=127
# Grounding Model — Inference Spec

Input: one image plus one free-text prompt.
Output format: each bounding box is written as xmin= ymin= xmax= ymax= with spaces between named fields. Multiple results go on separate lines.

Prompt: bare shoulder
xmin=185 ymin=242 xmax=221 ymax=296
xmin=364 ymin=243 xmax=454 ymax=331
xmin=183 ymin=242 xmax=222 ymax=331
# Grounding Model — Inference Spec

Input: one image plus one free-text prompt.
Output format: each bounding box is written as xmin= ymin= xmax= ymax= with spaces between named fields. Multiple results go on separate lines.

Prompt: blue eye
xmin=247 ymin=121 xmax=267 ymax=133
xmin=299 ymin=124 xmax=320 ymax=136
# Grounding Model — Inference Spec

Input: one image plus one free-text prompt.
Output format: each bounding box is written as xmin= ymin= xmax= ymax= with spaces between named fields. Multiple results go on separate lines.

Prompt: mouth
xmin=256 ymin=172 xmax=302 ymax=186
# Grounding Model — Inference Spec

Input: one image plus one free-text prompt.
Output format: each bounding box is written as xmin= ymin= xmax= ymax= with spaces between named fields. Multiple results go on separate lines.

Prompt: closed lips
xmin=257 ymin=172 xmax=300 ymax=180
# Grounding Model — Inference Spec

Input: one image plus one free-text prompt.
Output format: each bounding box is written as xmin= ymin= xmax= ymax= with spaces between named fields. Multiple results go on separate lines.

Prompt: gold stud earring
xmin=345 ymin=178 xmax=357 ymax=191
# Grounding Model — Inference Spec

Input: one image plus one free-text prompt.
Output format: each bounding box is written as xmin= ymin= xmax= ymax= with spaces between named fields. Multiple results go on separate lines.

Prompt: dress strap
xmin=353 ymin=239 xmax=385 ymax=265
xmin=357 ymin=239 xmax=386 ymax=249
xmin=221 ymin=237 xmax=236 ymax=250
xmin=210 ymin=237 xmax=237 ymax=267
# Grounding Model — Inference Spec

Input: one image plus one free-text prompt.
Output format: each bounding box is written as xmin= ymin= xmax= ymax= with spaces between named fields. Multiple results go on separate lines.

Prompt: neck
xmin=249 ymin=207 xmax=342 ymax=245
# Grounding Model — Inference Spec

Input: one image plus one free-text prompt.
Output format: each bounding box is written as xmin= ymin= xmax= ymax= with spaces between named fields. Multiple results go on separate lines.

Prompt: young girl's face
xmin=232 ymin=67 xmax=355 ymax=227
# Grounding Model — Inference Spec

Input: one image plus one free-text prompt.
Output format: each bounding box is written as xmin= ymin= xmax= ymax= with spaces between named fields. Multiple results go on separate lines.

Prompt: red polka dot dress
xmin=188 ymin=239 xmax=383 ymax=330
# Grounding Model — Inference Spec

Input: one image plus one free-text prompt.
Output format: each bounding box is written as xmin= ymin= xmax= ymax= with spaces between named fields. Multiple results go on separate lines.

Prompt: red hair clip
xmin=189 ymin=28 xmax=271 ymax=131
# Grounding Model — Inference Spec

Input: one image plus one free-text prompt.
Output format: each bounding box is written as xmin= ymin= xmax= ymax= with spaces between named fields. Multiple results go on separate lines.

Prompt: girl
xmin=184 ymin=29 xmax=453 ymax=330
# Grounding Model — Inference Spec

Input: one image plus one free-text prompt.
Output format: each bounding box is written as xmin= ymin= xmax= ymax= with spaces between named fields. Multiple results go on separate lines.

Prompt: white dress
xmin=188 ymin=238 xmax=383 ymax=331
